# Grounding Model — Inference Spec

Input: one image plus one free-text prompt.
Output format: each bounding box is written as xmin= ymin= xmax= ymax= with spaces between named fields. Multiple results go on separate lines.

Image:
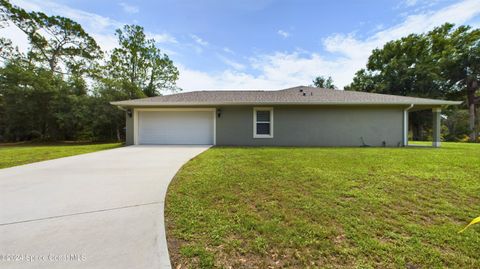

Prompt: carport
xmin=403 ymin=105 xmax=443 ymax=147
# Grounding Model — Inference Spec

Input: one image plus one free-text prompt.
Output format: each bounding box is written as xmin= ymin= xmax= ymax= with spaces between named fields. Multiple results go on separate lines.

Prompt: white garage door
xmin=137 ymin=110 xmax=214 ymax=145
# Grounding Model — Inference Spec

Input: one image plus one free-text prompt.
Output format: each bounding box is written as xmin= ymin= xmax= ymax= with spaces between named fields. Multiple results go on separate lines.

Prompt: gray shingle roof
xmin=111 ymin=86 xmax=462 ymax=107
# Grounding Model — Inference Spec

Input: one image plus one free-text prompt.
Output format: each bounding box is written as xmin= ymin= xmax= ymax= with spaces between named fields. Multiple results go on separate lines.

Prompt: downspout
xmin=404 ymin=104 xmax=414 ymax=146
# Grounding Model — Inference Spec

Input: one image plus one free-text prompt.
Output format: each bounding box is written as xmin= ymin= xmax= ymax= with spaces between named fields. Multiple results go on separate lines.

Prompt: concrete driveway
xmin=0 ymin=145 xmax=210 ymax=269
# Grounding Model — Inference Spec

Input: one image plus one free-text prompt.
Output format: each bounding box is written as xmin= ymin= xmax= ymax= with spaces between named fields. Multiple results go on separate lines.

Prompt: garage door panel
xmin=138 ymin=111 xmax=214 ymax=145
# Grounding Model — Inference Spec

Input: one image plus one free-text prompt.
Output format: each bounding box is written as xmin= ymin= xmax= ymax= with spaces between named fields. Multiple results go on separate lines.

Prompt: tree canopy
xmin=0 ymin=0 xmax=478 ymax=143
xmin=0 ymin=0 xmax=179 ymax=142
xmin=346 ymin=23 xmax=479 ymax=142
xmin=106 ymin=25 xmax=179 ymax=97
xmin=312 ymin=76 xmax=336 ymax=89
xmin=1 ymin=0 xmax=102 ymax=76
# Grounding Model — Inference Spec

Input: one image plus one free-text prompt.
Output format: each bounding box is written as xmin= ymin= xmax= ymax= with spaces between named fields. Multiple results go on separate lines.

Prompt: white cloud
xmin=147 ymin=32 xmax=177 ymax=44
xmin=401 ymin=0 xmax=441 ymax=9
xmin=0 ymin=23 xmax=30 ymax=52
xmin=4 ymin=0 xmax=121 ymax=52
xmin=277 ymin=29 xmax=290 ymax=38
xmin=404 ymin=0 xmax=419 ymax=7
xmin=177 ymin=65 xmax=275 ymax=90
xmin=223 ymin=47 xmax=234 ymax=54
xmin=217 ymin=54 xmax=245 ymax=70
xmin=2 ymin=0 xmax=179 ymax=54
xmin=178 ymin=51 xmax=343 ymax=90
xmin=472 ymin=20 xmax=480 ymax=28
xmin=373 ymin=24 xmax=385 ymax=31
xmin=179 ymin=0 xmax=480 ymax=90
xmin=2 ymin=0 xmax=480 ymax=91
xmin=119 ymin=2 xmax=139 ymax=14
xmin=320 ymin=0 xmax=480 ymax=87
xmin=190 ymin=34 xmax=208 ymax=46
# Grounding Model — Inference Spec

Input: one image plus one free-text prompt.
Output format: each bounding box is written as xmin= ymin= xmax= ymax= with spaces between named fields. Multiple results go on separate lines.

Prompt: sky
xmin=2 ymin=0 xmax=480 ymax=91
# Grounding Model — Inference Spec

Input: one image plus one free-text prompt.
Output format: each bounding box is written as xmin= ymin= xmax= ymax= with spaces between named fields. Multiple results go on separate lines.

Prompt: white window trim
xmin=133 ymin=108 xmax=216 ymax=145
xmin=253 ymin=107 xmax=273 ymax=138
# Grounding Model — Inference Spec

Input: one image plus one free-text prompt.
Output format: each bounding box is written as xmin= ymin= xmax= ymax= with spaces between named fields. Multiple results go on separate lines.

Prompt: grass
xmin=165 ymin=143 xmax=480 ymax=268
xmin=0 ymin=142 xmax=122 ymax=169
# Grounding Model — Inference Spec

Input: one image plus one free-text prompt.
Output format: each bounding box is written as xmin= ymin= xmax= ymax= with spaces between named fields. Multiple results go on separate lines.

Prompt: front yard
xmin=165 ymin=143 xmax=480 ymax=268
xmin=0 ymin=142 xmax=122 ymax=169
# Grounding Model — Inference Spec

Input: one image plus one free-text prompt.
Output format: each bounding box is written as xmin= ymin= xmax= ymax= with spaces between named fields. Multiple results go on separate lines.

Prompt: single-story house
xmin=111 ymin=86 xmax=461 ymax=147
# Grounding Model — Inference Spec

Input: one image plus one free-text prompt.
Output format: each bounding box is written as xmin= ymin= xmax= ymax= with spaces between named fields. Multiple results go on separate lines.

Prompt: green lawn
xmin=165 ymin=143 xmax=480 ymax=268
xmin=0 ymin=142 xmax=122 ymax=169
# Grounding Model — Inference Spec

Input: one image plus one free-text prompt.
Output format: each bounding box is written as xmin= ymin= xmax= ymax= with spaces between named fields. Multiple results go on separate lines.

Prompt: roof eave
xmin=110 ymin=101 xmax=462 ymax=107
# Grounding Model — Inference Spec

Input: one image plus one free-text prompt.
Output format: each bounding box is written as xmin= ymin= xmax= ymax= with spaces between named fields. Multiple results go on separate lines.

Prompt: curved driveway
xmin=0 ymin=145 xmax=210 ymax=269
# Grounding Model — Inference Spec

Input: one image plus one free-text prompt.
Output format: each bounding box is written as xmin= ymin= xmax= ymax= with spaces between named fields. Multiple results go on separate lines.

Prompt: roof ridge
xmin=110 ymin=85 xmax=461 ymax=106
xmin=337 ymin=89 xmax=453 ymax=102
xmin=295 ymin=86 xmax=455 ymax=102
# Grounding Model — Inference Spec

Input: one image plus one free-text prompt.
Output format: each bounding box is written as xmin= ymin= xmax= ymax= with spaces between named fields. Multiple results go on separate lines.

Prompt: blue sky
xmin=3 ymin=0 xmax=480 ymax=90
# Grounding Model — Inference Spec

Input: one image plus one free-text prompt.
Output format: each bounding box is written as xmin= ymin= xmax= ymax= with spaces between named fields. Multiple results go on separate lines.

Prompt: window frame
xmin=253 ymin=107 xmax=274 ymax=138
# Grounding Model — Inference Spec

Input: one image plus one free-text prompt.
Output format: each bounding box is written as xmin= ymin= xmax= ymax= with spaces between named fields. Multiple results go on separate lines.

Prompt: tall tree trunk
xmin=467 ymin=79 xmax=478 ymax=142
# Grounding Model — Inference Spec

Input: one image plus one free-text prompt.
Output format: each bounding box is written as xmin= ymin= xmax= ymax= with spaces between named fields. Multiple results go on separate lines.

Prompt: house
xmin=111 ymin=86 xmax=461 ymax=147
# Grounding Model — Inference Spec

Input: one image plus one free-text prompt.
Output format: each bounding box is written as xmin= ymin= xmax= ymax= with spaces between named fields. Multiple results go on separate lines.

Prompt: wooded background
xmin=0 ymin=0 xmax=478 ymax=143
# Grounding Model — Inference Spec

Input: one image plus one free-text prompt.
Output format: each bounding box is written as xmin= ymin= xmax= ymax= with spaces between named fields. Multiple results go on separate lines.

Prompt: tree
xmin=0 ymin=0 xmax=102 ymax=76
xmin=443 ymin=109 xmax=470 ymax=141
xmin=0 ymin=0 xmax=102 ymax=141
xmin=348 ymin=33 xmax=443 ymax=98
xmin=344 ymin=69 xmax=377 ymax=92
xmin=0 ymin=60 xmax=60 ymax=140
xmin=106 ymin=24 xmax=179 ymax=97
xmin=426 ymin=24 xmax=480 ymax=141
xmin=312 ymin=76 xmax=336 ymax=89
xmin=0 ymin=37 xmax=15 ymax=61
xmin=347 ymin=23 xmax=480 ymax=142
xmin=0 ymin=5 xmax=16 ymax=62
xmin=0 ymin=1 xmax=181 ymax=143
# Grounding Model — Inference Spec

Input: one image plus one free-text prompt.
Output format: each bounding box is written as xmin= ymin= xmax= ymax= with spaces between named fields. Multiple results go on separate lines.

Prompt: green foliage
xmin=0 ymin=1 xmax=179 ymax=142
xmin=347 ymin=32 xmax=445 ymax=97
xmin=443 ymin=109 xmax=471 ymax=141
xmin=0 ymin=61 xmax=98 ymax=141
xmin=106 ymin=24 xmax=179 ymax=97
xmin=1 ymin=61 xmax=57 ymax=140
xmin=166 ymin=144 xmax=480 ymax=268
xmin=0 ymin=37 xmax=15 ymax=61
xmin=429 ymin=24 xmax=480 ymax=141
xmin=1 ymin=0 xmax=102 ymax=75
xmin=312 ymin=75 xmax=336 ymax=89
xmin=346 ymin=23 xmax=480 ymax=142
xmin=344 ymin=69 xmax=377 ymax=92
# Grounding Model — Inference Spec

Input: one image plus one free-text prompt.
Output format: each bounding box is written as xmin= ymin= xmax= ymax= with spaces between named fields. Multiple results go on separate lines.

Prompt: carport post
xmin=432 ymin=108 xmax=441 ymax=148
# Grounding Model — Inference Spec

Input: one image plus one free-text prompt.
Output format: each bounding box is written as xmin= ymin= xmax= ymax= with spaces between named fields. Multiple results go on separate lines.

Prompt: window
xmin=253 ymin=107 xmax=273 ymax=138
